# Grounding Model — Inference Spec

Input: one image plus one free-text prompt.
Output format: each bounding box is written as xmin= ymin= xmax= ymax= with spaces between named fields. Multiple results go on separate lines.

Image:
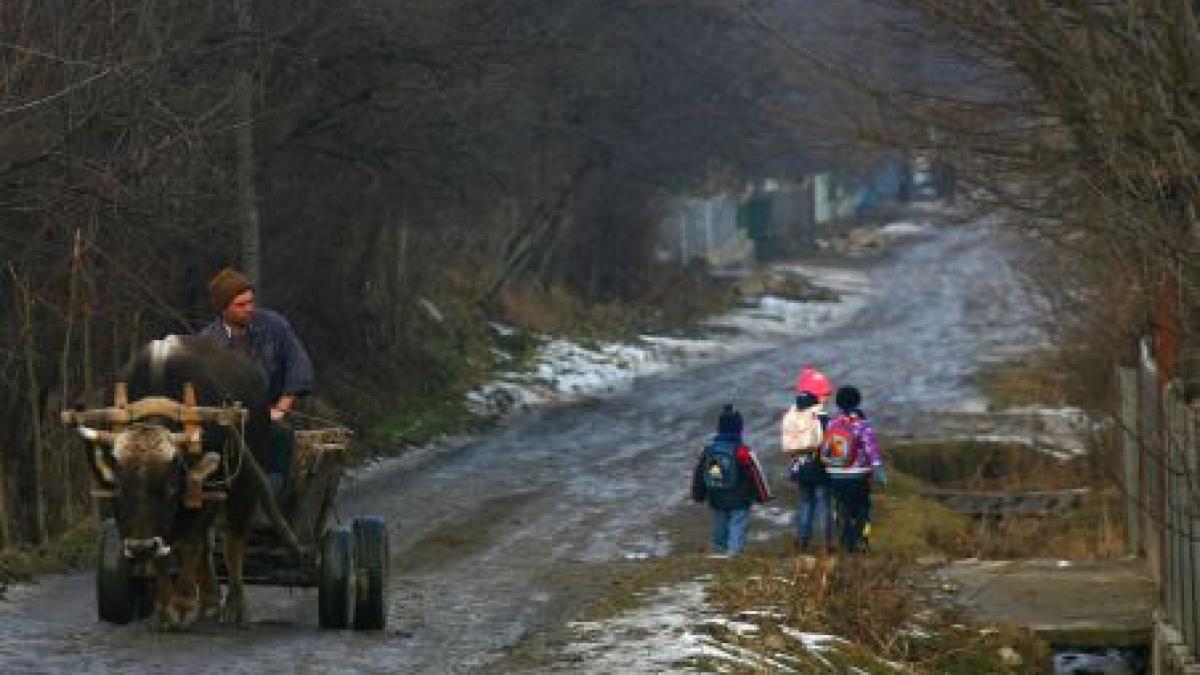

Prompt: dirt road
xmin=0 ymin=221 xmax=1040 ymax=673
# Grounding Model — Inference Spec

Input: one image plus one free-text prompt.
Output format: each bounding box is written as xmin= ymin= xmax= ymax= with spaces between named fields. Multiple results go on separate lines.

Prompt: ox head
xmin=80 ymin=424 xmax=220 ymax=560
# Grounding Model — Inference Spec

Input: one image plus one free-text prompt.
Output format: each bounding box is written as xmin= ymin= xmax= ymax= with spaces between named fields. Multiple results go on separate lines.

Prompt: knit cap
xmin=209 ymin=268 xmax=253 ymax=311
xmin=717 ymin=404 xmax=744 ymax=436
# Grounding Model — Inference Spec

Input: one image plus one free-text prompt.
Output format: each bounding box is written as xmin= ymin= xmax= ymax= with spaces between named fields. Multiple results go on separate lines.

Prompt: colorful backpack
xmin=819 ymin=414 xmax=860 ymax=469
xmin=701 ymin=439 xmax=742 ymax=493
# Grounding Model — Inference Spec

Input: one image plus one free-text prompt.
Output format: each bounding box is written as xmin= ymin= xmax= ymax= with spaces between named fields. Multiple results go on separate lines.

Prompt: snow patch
xmin=467 ymin=265 xmax=872 ymax=417
xmin=561 ymin=580 xmax=711 ymax=672
xmin=778 ymin=627 xmax=848 ymax=670
xmin=752 ymin=505 xmax=793 ymax=528
xmin=879 ymin=221 xmax=936 ymax=238
xmin=558 ymin=580 xmax=861 ymax=674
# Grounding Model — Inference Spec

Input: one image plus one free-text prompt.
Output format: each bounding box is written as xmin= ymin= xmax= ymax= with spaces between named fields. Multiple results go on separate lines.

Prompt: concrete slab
xmin=938 ymin=558 xmax=1157 ymax=645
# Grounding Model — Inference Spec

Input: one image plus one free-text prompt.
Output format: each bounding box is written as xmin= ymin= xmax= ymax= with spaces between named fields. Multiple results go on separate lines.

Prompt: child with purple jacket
xmin=822 ymin=386 xmax=886 ymax=553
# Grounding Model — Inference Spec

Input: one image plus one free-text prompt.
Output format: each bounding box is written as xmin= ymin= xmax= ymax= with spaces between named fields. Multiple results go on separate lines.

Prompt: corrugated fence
xmin=659 ymin=195 xmax=750 ymax=265
xmin=1118 ymin=348 xmax=1200 ymax=673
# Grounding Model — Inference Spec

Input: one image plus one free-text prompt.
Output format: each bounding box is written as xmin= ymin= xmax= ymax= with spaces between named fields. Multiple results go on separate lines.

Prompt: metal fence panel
xmin=1185 ymin=404 xmax=1199 ymax=660
xmin=1140 ymin=364 xmax=1162 ymax=583
xmin=1119 ymin=368 xmax=1141 ymax=556
xmin=1166 ymin=394 xmax=1182 ymax=631
xmin=1120 ymin=362 xmax=1199 ymax=663
xmin=661 ymin=195 xmax=743 ymax=264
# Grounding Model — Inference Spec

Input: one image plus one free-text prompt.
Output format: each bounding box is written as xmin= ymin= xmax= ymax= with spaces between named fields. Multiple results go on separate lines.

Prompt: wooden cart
xmin=233 ymin=425 xmax=390 ymax=630
xmin=64 ymin=385 xmax=389 ymax=630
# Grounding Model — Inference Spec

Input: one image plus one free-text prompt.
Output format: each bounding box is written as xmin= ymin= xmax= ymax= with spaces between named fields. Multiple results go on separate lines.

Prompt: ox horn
xmin=93 ymin=446 xmax=117 ymax=485
xmin=76 ymin=425 xmax=114 ymax=446
xmin=188 ymin=452 xmax=222 ymax=483
xmin=170 ymin=430 xmax=200 ymax=446
xmin=77 ymin=425 xmax=118 ymax=485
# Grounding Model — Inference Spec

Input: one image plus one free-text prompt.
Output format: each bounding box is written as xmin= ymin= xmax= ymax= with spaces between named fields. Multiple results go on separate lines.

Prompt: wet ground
xmin=937 ymin=558 xmax=1155 ymax=638
xmin=0 ymin=222 xmax=1044 ymax=673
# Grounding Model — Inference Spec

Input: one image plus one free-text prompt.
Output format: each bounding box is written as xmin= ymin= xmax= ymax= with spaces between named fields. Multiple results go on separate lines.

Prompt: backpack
xmin=819 ymin=415 xmax=860 ymax=469
xmin=788 ymin=411 xmax=831 ymax=483
xmin=781 ymin=406 xmax=823 ymax=453
xmin=701 ymin=439 xmax=742 ymax=493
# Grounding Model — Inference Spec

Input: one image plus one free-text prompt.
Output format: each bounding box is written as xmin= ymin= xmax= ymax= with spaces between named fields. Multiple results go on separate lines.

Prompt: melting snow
xmin=467 ymin=264 xmax=872 ymax=417
xmin=879 ymin=221 xmax=936 ymax=238
xmin=560 ymin=580 xmax=711 ymax=672
xmin=558 ymin=579 xmax=854 ymax=674
xmin=752 ymin=505 xmax=793 ymax=528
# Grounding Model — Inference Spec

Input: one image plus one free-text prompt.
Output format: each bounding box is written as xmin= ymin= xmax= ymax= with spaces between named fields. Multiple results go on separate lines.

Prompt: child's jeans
xmin=830 ymin=476 xmax=870 ymax=552
xmin=710 ymin=506 xmax=750 ymax=556
xmin=795 ymin=482 xmax=832 ymax=550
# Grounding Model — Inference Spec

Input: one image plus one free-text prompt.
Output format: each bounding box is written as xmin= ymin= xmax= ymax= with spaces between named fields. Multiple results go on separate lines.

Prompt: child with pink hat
xmin=795 ymin=364 xmax=833 ymax=398
xmin=783 ymin=364 xmax=834 ymax=552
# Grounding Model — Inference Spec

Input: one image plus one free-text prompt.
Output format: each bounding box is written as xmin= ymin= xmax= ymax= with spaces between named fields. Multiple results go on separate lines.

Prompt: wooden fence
xmin=1118 ymin=352 xmax=1200 ymax=673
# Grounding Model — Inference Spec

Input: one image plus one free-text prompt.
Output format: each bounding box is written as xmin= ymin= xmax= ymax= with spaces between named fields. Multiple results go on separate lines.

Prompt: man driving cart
xmin=198 ymin=267 xmax=314 ymax=493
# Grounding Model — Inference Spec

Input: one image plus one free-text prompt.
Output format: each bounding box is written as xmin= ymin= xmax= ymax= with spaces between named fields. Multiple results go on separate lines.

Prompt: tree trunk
xmin=482 ymin=162 xmax=592 ymax=305
xmin=15 ymin=273 xmax=46 ymax=544
xmin=57 ymin=230 xmax=84 ymax=526
xmin=60 ymin=229 xmax=82 ymax=405
xmin=235 ymin=0 xmax=261 ymax=290
xmin=82 ymin=227 xmax=95 ymax=405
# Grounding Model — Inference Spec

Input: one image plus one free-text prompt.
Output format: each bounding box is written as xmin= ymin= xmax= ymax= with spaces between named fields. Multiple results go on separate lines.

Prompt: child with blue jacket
xmin=692 ymin=405 xmax=772 ymax=557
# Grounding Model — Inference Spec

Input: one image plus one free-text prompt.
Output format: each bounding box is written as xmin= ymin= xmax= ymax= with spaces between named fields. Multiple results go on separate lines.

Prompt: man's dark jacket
xmin=198 ymin=308 xmax=314 ymax=403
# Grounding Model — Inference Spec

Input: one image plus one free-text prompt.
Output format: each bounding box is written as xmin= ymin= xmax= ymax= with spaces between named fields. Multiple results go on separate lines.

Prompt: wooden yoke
xmin=181 ymin=383 xmax=202 ymax=456
xmin=60 ymin=385 xmax=247 ymax=428
xmin=112 ymin=382 xmax=128 ymax=433
xmin=182 ymin=383 xmax=203 ymax=509
xmin=61 ymin=383 xmax=246 ymax=510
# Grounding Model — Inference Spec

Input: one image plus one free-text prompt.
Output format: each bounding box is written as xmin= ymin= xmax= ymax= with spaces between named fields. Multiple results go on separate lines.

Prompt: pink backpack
xmin=819 ymin=414 xmax=860 ymax=469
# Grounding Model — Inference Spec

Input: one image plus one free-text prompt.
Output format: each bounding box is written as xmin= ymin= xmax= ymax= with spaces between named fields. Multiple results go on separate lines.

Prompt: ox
xmin=77 ymin=335 xmax=301 ymax=629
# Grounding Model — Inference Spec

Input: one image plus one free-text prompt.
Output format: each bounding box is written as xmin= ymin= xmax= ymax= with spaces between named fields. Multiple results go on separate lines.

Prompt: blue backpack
xmin=701 ymin=439 xmax=742 ymax=493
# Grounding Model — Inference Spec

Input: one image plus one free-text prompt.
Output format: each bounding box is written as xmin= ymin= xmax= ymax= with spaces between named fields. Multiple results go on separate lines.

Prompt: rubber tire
xmin=129 ymin=577 xmax=154 ymax=621
xmin=97 ymin=518 xmax=133 ymax=624
xmin=352 ymin=516 xmax=388 ymax=630
xmin=318 ymin=526 xmax=356 ymax=629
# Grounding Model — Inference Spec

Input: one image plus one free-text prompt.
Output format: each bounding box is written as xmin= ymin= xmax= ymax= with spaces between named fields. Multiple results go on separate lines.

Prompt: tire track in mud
xmin=0 ymin=222 xmax=1039 ymax=673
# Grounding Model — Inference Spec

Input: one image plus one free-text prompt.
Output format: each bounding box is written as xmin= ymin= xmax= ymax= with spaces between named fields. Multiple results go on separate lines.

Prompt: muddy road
xmin=0 ymin=222 xmax=1040 ymax=673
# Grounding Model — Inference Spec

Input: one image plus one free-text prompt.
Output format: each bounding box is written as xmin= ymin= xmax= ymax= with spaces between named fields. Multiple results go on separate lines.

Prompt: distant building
xmin=657 ymin=155 xmax=953 ymax=265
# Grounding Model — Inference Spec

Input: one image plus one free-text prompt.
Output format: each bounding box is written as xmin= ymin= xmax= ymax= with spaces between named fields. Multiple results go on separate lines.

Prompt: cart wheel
xmin=318 ymin=525 xmax=356 ymax=629
xmin=97 ymin=518 xmax=133 ymax=624
xmin=130 ymin=577 xmax=153 ymax=621
xmin=352 ymin=516 xmax=388 ymax=630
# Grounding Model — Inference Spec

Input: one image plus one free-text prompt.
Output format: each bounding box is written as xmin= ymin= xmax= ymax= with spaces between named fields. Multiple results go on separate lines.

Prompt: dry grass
xmin=0 ymin=517 xmax=96 ymax=586
xmin=496 ymin=283 xmax=597 ymax=335
xmin=704 ymin=553 xmax=1050 ymax=673
xmin=973 ymin=352 xmax=1070 ymax=410
xmin=887 ymin=439 xmax=1099 ymax=491
xmin=885 ymin=440 xmax=1126 ymax=559
xmin=496 ymin=272 xmax=736 ymax=338
xmin=971 ymin=489 xmax=1128 ymax=560
xmin=872 ymin=482 xmax=978 ymax=561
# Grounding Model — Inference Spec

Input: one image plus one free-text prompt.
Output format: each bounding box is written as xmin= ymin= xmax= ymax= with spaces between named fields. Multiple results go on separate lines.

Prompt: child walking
xmin=692 ymin=404 xmax=772 ymax=557
xmin=782 ymin=366 xmax=834 ymax=553
xmin=822 ymin=386 xmax=886 ymax=553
